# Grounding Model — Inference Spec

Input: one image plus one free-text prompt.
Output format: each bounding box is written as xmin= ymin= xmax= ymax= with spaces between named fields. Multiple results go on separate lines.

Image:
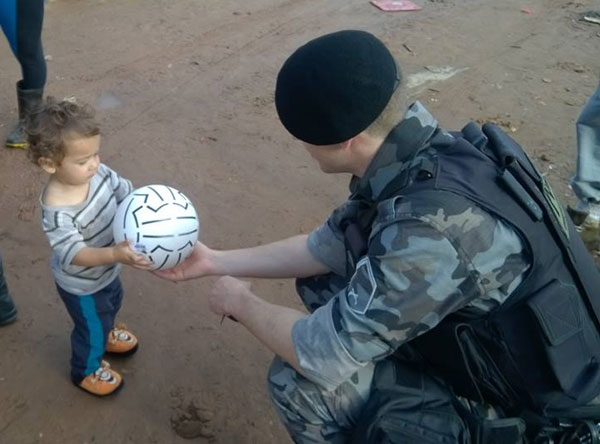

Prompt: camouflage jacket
xmin=292 ymin=102 xmax=532 ymax=390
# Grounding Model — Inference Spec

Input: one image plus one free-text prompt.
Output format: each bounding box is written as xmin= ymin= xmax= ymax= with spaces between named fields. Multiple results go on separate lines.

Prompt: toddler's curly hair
xmin=26 ymin=97 xmax=100 ymax=165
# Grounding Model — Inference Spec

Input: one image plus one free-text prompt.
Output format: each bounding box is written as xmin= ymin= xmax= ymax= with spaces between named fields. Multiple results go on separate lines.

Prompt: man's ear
xmin=38 ymin=157 xmax=58 ymax=174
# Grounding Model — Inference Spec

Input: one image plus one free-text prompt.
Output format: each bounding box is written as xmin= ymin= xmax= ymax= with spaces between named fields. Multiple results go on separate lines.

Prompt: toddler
xmin=27 ymin=97 xmax=150 ymax=396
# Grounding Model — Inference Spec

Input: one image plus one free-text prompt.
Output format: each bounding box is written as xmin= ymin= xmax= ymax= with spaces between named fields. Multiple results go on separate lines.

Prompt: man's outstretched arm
xmin=154 ymin=235 xmax=331 ymax=282
xmin=212 ymin=235 xmax=330 ymax=278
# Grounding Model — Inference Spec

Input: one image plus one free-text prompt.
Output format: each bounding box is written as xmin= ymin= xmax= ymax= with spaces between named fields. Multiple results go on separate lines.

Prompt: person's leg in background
xmin=569 ymin=83 xmax=600 ymax=259
xmin=0 ymin=250 xmax=17 ymax=326
xmin=0 ymin=0 xmax=46 ymax=148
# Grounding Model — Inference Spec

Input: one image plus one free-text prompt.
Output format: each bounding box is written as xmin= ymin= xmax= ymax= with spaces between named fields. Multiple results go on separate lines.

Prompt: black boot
xmin=5 ymin=80 xmax=44 ymax=149
xmin=0 ymin=255 xmax=17 ymax=326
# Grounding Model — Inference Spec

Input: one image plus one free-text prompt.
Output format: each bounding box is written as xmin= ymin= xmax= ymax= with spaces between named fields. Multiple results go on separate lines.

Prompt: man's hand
xmin=208 ymin=276 xmax=305 ymax=375
xmin=112 ymin=241 xmax=153 ymax=270
xmin=153 ymin=241 xmax=215 ymax=281
xmin=209 ymin=276 xmax=252 ymax=318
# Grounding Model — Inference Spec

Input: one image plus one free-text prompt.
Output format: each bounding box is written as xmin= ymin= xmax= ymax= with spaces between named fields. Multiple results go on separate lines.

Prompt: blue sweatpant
xmin=57 ymin=277 xmax=123 ymax=383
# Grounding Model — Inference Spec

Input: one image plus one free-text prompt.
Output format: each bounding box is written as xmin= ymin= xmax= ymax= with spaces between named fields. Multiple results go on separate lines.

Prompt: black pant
xmin=351 ymin=359 xmax=471 ymax=444
xmin=0 ymin=0 xmax=46 ymax=89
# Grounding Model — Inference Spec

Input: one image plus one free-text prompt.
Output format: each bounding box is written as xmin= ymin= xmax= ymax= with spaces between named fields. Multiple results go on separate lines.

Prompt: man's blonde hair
xmin=364 ymin=87 xmax=407 ymax=139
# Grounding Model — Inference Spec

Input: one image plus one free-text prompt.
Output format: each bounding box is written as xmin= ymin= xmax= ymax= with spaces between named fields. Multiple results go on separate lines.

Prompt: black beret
xmin=275 ymin=30 xmax=400 ymax=146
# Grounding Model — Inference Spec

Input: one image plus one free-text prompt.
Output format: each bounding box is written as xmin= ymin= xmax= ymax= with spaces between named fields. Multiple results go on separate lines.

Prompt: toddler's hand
xmin=113 ymin=241 xmax=153 ymax=270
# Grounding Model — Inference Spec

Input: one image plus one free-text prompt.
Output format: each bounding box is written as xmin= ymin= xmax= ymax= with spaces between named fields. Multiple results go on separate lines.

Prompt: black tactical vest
xmin=348 ymin=122 xmax=600 ymax=416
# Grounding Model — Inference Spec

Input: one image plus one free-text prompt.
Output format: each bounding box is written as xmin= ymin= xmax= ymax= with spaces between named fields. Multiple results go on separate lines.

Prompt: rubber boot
xmin=5 ymin=80 xmax=44 ymax=149
xmin=0 ymin=256 xmax=17 ymax=326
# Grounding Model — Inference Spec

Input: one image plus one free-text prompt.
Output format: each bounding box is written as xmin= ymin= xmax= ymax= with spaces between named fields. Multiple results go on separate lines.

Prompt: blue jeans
xmin=571 ymin=84 xmax=600 ymax=203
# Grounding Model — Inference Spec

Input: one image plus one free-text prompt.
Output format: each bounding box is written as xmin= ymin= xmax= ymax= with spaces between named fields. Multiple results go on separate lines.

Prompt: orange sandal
xmin=77 ymin=360 xmax=123 ymax=396
xmin=106 ymin=323 xmax=139 ymax=356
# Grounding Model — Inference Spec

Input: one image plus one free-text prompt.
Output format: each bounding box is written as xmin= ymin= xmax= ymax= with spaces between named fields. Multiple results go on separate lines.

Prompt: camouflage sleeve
xmin=293 ymin=218 xmax=475 ymax=390
xmin=293 ymin=212 xmax=528 ymax=390
xmin=307 ymin=201 xmax=359 ymax=277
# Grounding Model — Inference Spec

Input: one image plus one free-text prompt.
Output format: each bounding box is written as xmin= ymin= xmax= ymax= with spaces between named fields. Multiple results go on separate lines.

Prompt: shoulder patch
xmin=346 ymin=257 xmax=377 ymax=314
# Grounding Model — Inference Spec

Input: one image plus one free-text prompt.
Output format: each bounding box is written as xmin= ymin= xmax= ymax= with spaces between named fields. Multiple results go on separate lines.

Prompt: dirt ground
xmin=0 ymin=0 xmax=598 ymax=443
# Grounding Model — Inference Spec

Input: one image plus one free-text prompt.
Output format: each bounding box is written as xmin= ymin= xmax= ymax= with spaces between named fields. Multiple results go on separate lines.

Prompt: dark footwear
xmin=0 ymin=307 xmax=17 ymax=326
xmin=0 ymin=310 xmax=17 ymax=326
xmin=567 ymin=202 xmax=600 ymax=260
xmin=4 ymin=80 xmax=43 ymax=149
xmin=0 ymin=290 xmax=17 ymax=326
xmin=0 ymin=256 xmax=17 ymax=325
xmin=5 ymin=122 xmax=27 ymax=149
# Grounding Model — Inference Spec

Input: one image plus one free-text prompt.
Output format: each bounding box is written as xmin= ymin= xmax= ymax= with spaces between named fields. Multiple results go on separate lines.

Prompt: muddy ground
xmin=0 ymin=0 xmax=598 ymax=443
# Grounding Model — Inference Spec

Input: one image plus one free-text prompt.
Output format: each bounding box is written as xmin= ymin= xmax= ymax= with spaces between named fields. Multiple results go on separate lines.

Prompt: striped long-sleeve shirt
xmin=41 ymin=164 xmax=132 ymax=295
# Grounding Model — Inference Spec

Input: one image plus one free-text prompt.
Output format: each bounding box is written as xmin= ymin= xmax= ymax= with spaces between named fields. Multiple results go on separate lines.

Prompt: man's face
xmin=302 ymin=141 xmax=349 ymax=174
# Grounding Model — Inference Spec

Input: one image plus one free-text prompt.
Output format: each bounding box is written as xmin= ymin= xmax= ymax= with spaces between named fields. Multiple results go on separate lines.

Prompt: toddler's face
xmin=54 ymin=135 xmax=101 ymax=186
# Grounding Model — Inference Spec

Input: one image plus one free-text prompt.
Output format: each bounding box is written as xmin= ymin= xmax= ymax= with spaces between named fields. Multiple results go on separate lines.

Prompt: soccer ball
xmin=113 ymin=185 xmax=199 ymax=270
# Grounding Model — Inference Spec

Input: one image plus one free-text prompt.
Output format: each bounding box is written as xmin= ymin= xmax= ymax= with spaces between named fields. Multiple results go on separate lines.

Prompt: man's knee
xmin=267 ymin=356 xmax=318 ymax=420
xmin=267 ymin=356 xmax=363 ymax=443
